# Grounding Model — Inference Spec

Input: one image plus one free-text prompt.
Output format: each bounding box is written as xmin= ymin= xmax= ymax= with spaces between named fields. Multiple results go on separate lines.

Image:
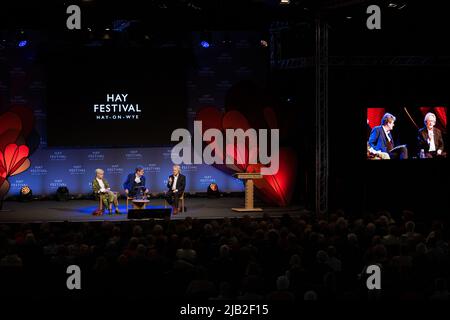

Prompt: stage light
xmin=19 ymin=185 xmax=33 ymax=202
xmin=56 ymin=186 xmax=70 ymax=201
xmin=200 ymin=40 xmax=210 ymax=48
xmin=280 ymin=0 xmax=290 ymax=5
xmin=207 ymin=183 xmax=220 ymax=198
xmin=112 ymin=20 xmax=131 ymax=32
xmin=260 ymin=40 xmax=268 ymax=47
xmin=17 ymin=29 xmax=28 ymax=47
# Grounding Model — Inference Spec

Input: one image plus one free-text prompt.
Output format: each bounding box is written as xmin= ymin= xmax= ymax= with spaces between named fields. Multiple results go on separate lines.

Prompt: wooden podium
xmin=232 ymin=172 xmax=263 ymax=212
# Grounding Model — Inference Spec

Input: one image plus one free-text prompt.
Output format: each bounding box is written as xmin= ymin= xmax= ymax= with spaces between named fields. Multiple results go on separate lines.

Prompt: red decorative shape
xmin=0 ymin=107 xmax=35 ymax=202
xmin=247 ymin=148 xmax=297 ymax=206
xmin=434 ymin=106 xmax=447 ymax=128
xmin=222 ymin=110 xmax=252 ymax=172
xmin=367 ymin=108 xmax=385 ymax=128
xmin=0 ymin=180 xmax=10 ymax=198
xmin=0 ymin=151 xmax=6 ymax=179
xmin=263 ymin=107 xmax=278 ymax=129
xmin=196 ymin=106 xmax=223 ymax=132
xmin=419 ymin=106 xmax=432 ymax=116
xmin=225 ymin=143 xmax=247 ymax=172
xmin=222 ymin=110 xmax=251 ymax=130
xmin=195 ymin=106 xmax=298 ymax=206
xmin=10 ymin=158 xmax=31 ymax=176
xmin=0 ymin=112 xmax=22 ymax=152
xmin=0 ymin=144 xmax=30 ymax=177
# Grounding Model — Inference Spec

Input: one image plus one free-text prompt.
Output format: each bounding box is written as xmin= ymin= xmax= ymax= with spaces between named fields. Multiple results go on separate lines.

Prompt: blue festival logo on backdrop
xmin=198 ymin=94 xmax=216 ymax=104
xmin=200 ymin=175 xmax=216 ymax=189
xmin=186 ymin=80 xmax=197 ymax=89
xmin=49 ymin=151 xmax=67 ymax=161
xmin=125 ymin=150 xmax=143 ymax=160
xmin=198 ymin=67 xmax=215 ymax=77
xmin=69 ymin=165 xmax=86 ymax=175
xmin=87 ymin=151 xmax=105 ymax=161
xmin=217 ymin=52 xmax=232 ymax=63
xmin=144 ymin=163 xmax=160 ymax=174
xmin=30 ymin=165 xmax=48 ymax=176
xmin=107 ymin=164 xmax=123 ymax=175
xmin=49 ymin=179 xmax=67 ymax=191
xmin=235 ymin=66 xmax=252 ymax=77
xmin=181 ymin=164 xmax=198 ymax=172
xmin=216 ymin=80 xmax=232 ymax=91
xmin=10 ymin=179 xmax=28 ymax=193
xmin=162 ymin=148 xmax=173 ymax=159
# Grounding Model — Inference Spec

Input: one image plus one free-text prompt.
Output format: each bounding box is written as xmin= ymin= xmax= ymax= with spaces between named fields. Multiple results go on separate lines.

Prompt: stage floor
xmin=0 ymin=197 xmax=303 ymax=223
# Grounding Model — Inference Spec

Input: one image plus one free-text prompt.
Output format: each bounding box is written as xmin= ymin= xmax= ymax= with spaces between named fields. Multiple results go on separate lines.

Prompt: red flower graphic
xmin=196 ymin=106 xmax=298 ymax=206
xmin=0 ymin=144 xmax=31 ymax=198
xmin=0 ymin=106 xmax=37 ymax=206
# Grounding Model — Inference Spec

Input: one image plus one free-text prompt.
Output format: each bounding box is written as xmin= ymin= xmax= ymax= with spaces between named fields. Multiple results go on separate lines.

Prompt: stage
xmin=0 ymin=197 xmax=303 ymax=223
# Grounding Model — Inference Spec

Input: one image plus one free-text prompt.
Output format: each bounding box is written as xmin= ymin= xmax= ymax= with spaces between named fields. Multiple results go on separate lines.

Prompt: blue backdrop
xmin=7 ymin=147 xmax=244 ymax=197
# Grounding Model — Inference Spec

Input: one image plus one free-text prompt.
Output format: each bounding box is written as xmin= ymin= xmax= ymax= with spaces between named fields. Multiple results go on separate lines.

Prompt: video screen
xmin=46 ymin=47 xmax=189 ymax=147
xmin=366 ymin=106 xmax=447 ymax=160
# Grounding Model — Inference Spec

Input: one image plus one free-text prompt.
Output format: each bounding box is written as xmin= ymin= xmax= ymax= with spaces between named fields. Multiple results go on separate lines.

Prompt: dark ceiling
xmin=1 ymin=0 xmax=449 ymax=56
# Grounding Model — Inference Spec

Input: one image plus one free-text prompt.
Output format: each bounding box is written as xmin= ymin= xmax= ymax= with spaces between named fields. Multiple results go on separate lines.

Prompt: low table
xmin=132 ymin=199 xmax=150 ymax=210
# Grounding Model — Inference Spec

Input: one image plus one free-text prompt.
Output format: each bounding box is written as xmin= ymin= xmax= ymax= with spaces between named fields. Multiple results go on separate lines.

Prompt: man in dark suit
xmin=166 ymin=165 xmax=186 ymax=214
xmin=368 ymin=112 xmax=408 ymax=159
xmin=417 ymin=112 xmax=445 ymax=158
xmin=123 ymin=166 xmax=149 ymax=198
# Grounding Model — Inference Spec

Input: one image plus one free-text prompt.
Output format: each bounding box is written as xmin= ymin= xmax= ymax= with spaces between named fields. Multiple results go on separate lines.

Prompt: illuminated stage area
xmin=0 ymin=197 xmax=303 ymax=223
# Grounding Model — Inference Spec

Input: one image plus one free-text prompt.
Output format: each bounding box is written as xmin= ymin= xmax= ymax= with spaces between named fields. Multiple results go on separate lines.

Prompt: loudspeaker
xmin=127 ymin=208 xmax=171 ymax=219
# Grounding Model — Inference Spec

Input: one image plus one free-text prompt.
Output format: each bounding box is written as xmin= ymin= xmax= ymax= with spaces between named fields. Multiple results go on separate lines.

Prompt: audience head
xmin=405 ymin=221 xmax=415 ymax=233
xmin=276 ymin=276 xmax=290 ymax=291
xmin=219 ymin=244 xmax=230 ymax=258
xmin=304 ymin=290 xmax=318 ymax=301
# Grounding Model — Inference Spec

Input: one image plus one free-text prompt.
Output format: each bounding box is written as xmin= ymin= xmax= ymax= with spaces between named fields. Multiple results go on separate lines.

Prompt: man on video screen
xmin=417 ymin=112 xmax=446 ymax=158
xmin=368 ymin=113 xmax=408 ymax=160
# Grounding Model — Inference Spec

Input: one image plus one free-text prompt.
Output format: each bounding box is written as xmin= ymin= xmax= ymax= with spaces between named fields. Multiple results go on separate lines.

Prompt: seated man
xmin=417 ymin=112 xmax=446 ymax=158
xmin=166 ymin=165 xmax=186 ymax=214
xmin=123 ymin=166 xmax=149 ymax=199
xmin=92 ymin=168 xmax=119 ymax=214
xmin=368 ymin=112 xmax=408 ymax=159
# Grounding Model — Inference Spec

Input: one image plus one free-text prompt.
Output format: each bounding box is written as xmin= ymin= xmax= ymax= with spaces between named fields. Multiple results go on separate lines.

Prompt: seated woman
xmin=92 ymin=168 xmax=119 ymax=214
xmin=123 ymin=166 xmax=149 ymax=199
